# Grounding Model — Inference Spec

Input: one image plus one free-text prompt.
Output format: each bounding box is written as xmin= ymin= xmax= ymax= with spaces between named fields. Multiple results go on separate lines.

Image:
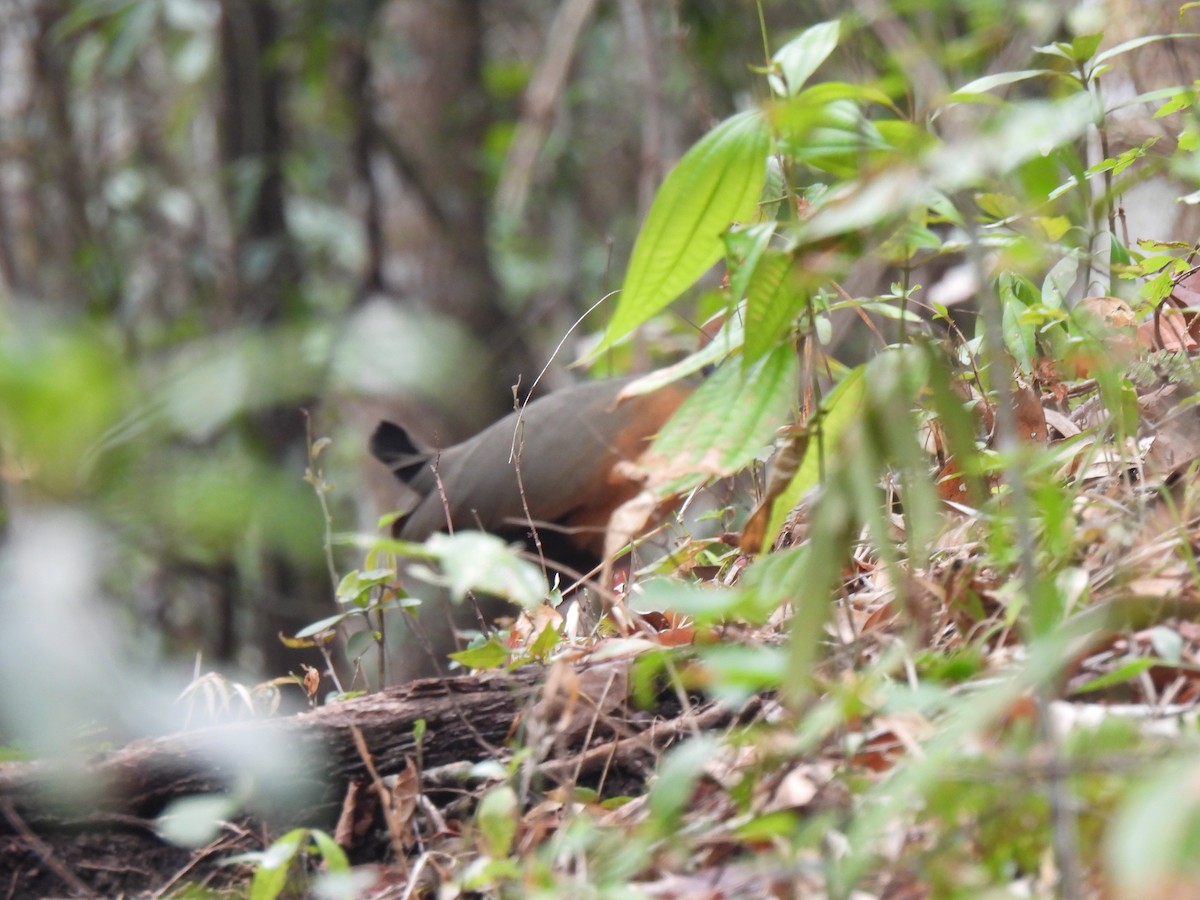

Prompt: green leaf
xmin=951 ymin=69 xmax=1056 ymax=98
xmin=1000 ymin=274 xmax=1038 ymax=371
xmin=927 ymin=94 xmax=1099 ymax=197
xmin=1108 ymin=759 xmax=1200 ymax=895
xmin=1155 ymin=91 xmax=1193 ymax=118
xmin=1111 ymin=237 xmax=1132 ymax=269
xmin=449 ymin=637 xmax=509 ymax=670
xmin=104 ymin=0 xmax=157 ymax=76
xmin=739 ymin=544 xmax=808 ymax=614
xmin=733 ymin=811 xmax=802 ymax=841
xmin=1072 ymin=658 xmax=1155 ymax=694
xmin=1033 ymin=41 xmax=1075 ymax=62
xmin=629 ymin=578 xmax=751 ymax=625
xmin=248 ymin=829 xmax=305 ymax=900
xmin=335 ymin=568 xmax=393 ymax=605
xmin=784 ymin=494 xmax=854 ymax=707
xmin=476 ymin=785 xmax=519 ymax=858
xmin=794 ymin=80 xmax=899 ymax=113
xmin=528 ymin=620 xmax=561 ymax=660
xmin=649 ymin=344 xmax=799 ymax=491
xmin=250 ymin=863 xmax=290 ymax=900
xmin=724 ymin=222 xmax=777 ymax=305
xmin=744 ymin=250 xmax=807 ymax=365
xmin=782 ymin=101 xmax=890 ymax=174
xmin=156 ymin=794 xmax=240 ymax=848
xmin=1040 ymin=256 xmax=1078 ymax=309
xmin=1068 ymin=33 xmax=1104 ymax=63
xmin=293 ymin=611 xmax=353 ymax=639
xmin=625 ymin=318 xmax=748 ymax=407
xmin=1094 ymin=33 xmax=1200 ymax=66
xmin=648 ymin=736 xmax=719 ymax=827
xmin=598 ymin=110 xmax=771 ymax=351
xmin=308 ymin=829 xmax=349 ymax=873
xmin=428 ymin=532 xmax=547 ymax=609
xmin=696 ymin=644 xmax=788 ymax=704
xmin=763 ymin=365 xmax=866 ymax=548
xmin=344 ymin=629 xmax=378 ymax=661
xmin=770 ymin=20 xmax=841 ymax=97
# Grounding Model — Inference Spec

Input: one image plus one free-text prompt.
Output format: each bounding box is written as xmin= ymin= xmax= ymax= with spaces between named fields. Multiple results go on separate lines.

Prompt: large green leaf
xmin=744 ymin=249 xmax=806 ymax=366
xmin=724 ymin=222 xmax=777 ymax=306
xmin=770 ymin=20 xmax=841 ymax=97
xmin=598 ymin=110 xmax=771 ymax=351
xmin=999 ymin=273 xmax=1037 ymax=372
xmin=949 ymin=68 xmax=1058 ymax=99
xmin=426 ymin=532 xmax=547 ymax=609
xmin=1093 ymin=32 xmax=1200 ymax=66
xmin=618 ymin=311 xmax=745 ymax=398
xmin=648 ymin=344 xmax=799 ymax=491
xmin=763 ymin=365 xmax=866 ymax=548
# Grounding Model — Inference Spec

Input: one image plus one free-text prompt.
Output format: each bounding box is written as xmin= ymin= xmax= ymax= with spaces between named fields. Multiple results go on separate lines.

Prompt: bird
xmin=370 ymin=376 xmax=692 ymax=579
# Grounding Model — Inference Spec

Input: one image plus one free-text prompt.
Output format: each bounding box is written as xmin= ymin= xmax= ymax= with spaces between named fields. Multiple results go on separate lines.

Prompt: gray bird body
xmin=371 ymin=377 xmax=690 ymax=569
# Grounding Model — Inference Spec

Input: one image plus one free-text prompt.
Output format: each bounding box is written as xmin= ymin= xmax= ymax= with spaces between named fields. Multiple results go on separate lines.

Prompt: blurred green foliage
xmin=8 ymin=0 xmax=1200 ymax=895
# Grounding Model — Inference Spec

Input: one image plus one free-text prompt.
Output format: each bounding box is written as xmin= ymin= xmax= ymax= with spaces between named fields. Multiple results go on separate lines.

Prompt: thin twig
xmin=537 ymin=700 xmax=741 ymax=782
xmin=496 ymin=0 xmax=601 ymax=219
xmin=508 ymin=291 xmax=618 ymax=581
xmin=301 ymin=410 xmax=340 ymax=595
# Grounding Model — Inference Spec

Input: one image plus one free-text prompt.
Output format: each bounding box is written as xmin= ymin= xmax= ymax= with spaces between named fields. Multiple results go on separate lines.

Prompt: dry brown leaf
xmin=1067 ymin=296 xmax=1139 ymax=378
xmin=508 ymin=603 xmax=564 ymax=651
xmin=300 ymin=663 xmax=320 ymax=700
xmin=741 ymin=425 xmax=809 ymax=554
xmin=389 ymin=762 xmax=420 ymax=850
xmin=761 ymin=764 xmax=821 ymax=812
xmin=1082 ymin=295 xmax=1137 ymax=330
xmin=533 ymin=659 xmax=629 ymax=738
xmin=333 ymin=779 xmax=376 ymax=850
xmin=602 ymin=490 xmax=660 ymax=587
xmin=1139 ymin=379 xmax=1200 ymax=479
xmin=1012 ymin=379 xmax=1048 ymax=444
xmin=1173 ymin=265 xmax=1200 ymax=343
xmin=1140 ymin=306 xmax=1196 ymax=351
xmin=517 ymin=798 xmax=565 ymax=855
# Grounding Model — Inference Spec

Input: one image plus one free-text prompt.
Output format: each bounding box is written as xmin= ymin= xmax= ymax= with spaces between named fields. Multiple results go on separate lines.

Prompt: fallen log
xmin=0 ymin=656 xmax=731 ymax=896
xmin=0 ymin=663 xmax=553 ymax=829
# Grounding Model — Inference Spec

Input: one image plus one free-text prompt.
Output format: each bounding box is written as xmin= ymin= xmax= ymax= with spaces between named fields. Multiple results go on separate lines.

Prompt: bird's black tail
xmin=369 ymin=421 xmax=432 ymax=485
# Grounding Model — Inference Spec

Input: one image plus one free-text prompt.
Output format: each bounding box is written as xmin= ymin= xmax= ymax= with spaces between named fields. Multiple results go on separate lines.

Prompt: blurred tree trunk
xmin=0 ymin=0 xmax=113 ymax=312
xmin=216 ymin=0 xmax=325 ymax=676
xmin=218 ymin=0 xmax=297 ymax=323
xmin=369 ymin=0 xmax=538 ymax=425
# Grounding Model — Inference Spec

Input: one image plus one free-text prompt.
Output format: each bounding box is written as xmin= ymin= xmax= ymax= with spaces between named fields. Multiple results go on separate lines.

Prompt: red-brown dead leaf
xmin=1081 ymin=295 xmax=1137 ymax=330
xmin=517 ymin=798 xmax=564 ymax=855
xmin=862 ymin=713 xmax=933 ymax=772
xmin=1140 ymin=305 xmax=1196 ymax=351
xmin=1012 ymin=379 xmax=1048 ymax=444
xmin=935 ymin=457 xmax=971 ymax=504
xmin=389 ymin=762 xmax=420 ymax=851
xmin=508 ymin=604 xmax=564 ymax=651
xmin=334 ymin=779 xmax=377 ymax=850
xmin=1172 ymin=265 xmax=1200 ymax=342
xmin=635 ymin=610 xmax=696 ymax=647
xmin=988 ymin=692 xmax=1040 ymax=741
xmin=300 ymin=663 xmax=320 ymax=700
